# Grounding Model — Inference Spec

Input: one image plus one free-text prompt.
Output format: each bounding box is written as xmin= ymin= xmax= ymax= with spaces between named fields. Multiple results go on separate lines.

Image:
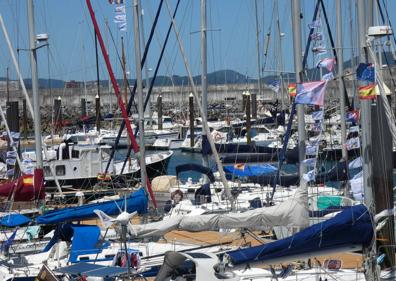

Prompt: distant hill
xmin=1 ymin=52 xmax=394 ymax=89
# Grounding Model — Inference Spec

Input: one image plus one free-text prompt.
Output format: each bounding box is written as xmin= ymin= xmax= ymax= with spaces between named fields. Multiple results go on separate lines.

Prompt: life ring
xmin=234 ymin=163 xmax=245 ymax=170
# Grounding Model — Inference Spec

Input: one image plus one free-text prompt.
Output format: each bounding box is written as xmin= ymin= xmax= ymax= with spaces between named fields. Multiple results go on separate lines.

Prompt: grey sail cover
xmin=133 ymin=182 xmax=308 ymax=238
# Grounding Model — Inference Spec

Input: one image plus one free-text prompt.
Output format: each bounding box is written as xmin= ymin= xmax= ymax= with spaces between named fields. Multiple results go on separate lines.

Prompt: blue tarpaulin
xmin=70 ymin=225 xmax=101 ymax=263
xmin=0 ymin=213 xmax=31 ymax=227
xmin=57 ymin=263 xmax=129 ymax=277
xmin=36 ymin=188 xmax=147 ymax=225
xmin=223 ymin=164 xmax=277 ymax=177
xmin=226 ymin=204 xmax=373 ymax=265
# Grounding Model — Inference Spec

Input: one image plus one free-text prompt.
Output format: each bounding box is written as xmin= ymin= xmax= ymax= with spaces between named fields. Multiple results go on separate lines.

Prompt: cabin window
xmin=71 ymin=150 xmax=80 ymax=159
xmin=79 ymin=256 xmax=89 ymax=261
xmin=55 ymin=165 xmax=66 ymax=176
xmin=43 ymin=166 xmax=51 ymax=177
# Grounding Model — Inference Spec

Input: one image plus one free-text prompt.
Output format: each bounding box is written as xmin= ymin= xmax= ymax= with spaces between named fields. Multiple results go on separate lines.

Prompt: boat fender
xmin=97 ymin=173 xmax=112 ymax=181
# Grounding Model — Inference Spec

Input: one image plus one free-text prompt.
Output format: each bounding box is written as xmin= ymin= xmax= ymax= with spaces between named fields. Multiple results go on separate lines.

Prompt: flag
xmin=346 ymin=137 xmax=360 ymax=150
xmin=312 ymin=110 xmax=324 ymax=121
xmin=114 ymin=14 xmax=126 ymax=23
xmin=6 ymin=158 xmax=16 ymax=166
xmin=114 ymin=5 xmax=127 ymax=32
xmin=303 ymin=158 xmax=317 ymax=167
xmin=6 ymin=151 xmax=18 ymax=158
xmin=321 ymin=72 xmax=334 ymax=81
xmin=346 ymin=110 xmax=360 ymax=123
xmin=310 ymin=32 xmax=323 ymax=41
xmin=308 ymin=19 xmax=321 ymax=29
xmin=306 ymin=144 xmax=318 ymax=156
xmin=358 ymin=84 xmax=376 ymax=100
xmin=268 ymin=80 xmax=280 ymax=93
xmin=295 ymin=81 xmax=327 ymax=106
xmin=6 ymin=169 xmax=14 ymax=177
xmin=288 ymin=83 xmax=296 ymax=97
xmin=10 ymin=132 xmax=20 ymax=141
xmin=115 ymin=5 xmax=126 ymax=13
xmin=356 ymin=63 xmax=375 ymax=82
xmin=303 ymin=169 xmax=315 ymax=182
xmin=316 ymin=58 xmax=336 ymax=71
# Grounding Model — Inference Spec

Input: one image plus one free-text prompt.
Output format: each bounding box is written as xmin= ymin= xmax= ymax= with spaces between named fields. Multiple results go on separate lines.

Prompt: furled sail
xmin=133 ymin=182 xmax=308 ymax=238
xmin=36 ymin=188 xmax=147 ymax=224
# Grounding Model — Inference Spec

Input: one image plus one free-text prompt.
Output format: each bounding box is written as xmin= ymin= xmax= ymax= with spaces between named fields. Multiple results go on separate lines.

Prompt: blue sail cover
xmin=175 ymin=164 xmax=215 ymax=183
xmin=0 ymin=213 xmax=31 ymax=227
xmin=36 ymin=188 xmax=147 ymax=224
xmin=226 ymin=204 xmax=373 ymax=265
xmin=223 ymin=164 xmax=277 ymax=177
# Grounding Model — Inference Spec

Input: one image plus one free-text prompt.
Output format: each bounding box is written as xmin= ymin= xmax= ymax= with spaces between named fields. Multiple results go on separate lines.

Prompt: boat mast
xmin=291 ymin=0 xmax=306 ymax=175
xmin=95 ymin=31 xmax=101 ymax=132
xmin=358 ymin=0 xmax=373 ymax=211
xmin=133 ymin=0 xmax=147 ymax=191
xmin=139 ymin=7 xmax=152 ymax=128
xmin=358 ymin=1 xmax=379 ymax=279
xmin=336 ymin=0 xmax=347 ymax=160
xmin=201 ymin=0 xmax=209 ymax=172
xmin=254 ymin=0 xmax=261 ymax=118
xmin=27 ymin=0 xmax=43 ymax=169
xmin=165 ymin=1 xmax=233 ymax=208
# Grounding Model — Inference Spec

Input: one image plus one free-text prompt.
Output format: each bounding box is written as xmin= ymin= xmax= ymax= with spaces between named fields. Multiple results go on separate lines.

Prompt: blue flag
xmin=268 ymin=80 xmax=280 ymax=93
xmin=356 ymin=63 xmax=375 ymax=82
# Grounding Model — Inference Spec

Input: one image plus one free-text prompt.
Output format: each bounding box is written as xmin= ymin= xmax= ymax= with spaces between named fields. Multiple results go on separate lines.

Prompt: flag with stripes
xmin=358 ymin=84 xmax=376 ymax=100
xmin=288 ymin=83 xmax=296 ymax=97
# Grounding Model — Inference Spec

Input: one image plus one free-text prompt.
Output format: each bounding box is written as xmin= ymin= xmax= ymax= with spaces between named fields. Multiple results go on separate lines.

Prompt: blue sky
xmin=0 ymin=0 xmax=395 ymax=82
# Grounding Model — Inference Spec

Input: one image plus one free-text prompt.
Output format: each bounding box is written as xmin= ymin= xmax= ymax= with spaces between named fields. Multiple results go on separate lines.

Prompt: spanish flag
xmin=288 ymin=83 xmax=296 ymax=97
xmin=359 ymin=84 xmax=376 ymax=100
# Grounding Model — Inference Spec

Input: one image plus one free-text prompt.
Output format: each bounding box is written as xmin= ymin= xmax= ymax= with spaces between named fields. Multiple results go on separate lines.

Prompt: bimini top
xmin=176 ymin=163 xmax=215 ymax=183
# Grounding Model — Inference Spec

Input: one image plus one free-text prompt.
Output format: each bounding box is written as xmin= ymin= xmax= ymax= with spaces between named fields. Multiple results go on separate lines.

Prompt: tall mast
xmin=358 ymin=0 xmax=373 ymax=210
xmin=358 ymin=1 xmax=378 ymax=279
xmin=121 ymin=37 xmax=128 ymax=105
xmin=139 ymin=5 xmax=152 ymax=128
xmin=6 ymin=67 xmax=9 ymax=103
xmin=133 ymin=0 xmax=147 ymax=190
xmin=95 ymin=31 xmax=101 ymax=132
xmin=27 ymin=0 xmax=43 ymax=169
xmin=336 ymin=0 xmax=347 ymax=160
xmin=201 ymin=0 xmax=209 ymax=170
xmin=291 ymin=0 xmax=306 ymax=175
xmin=254 ymin=0 xmax=262 ymax=111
